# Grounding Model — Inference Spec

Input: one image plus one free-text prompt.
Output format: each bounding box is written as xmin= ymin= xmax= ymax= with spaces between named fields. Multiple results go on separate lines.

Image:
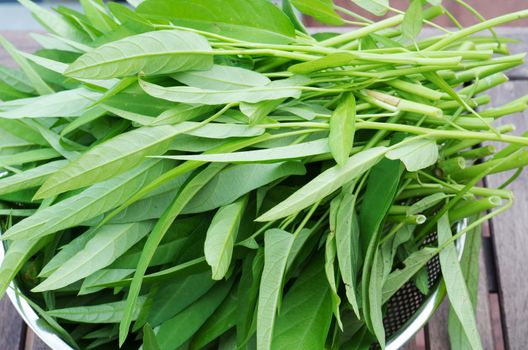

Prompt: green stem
xmin=320 ymin=15 xmax=405 ymax=47
xmin=356 ymin=121 xmax=528 ymax=146
xmin=449 ymin=151 xmax=528 ymax=180
xmin=425 ymin=9 xmax=528 ymax=51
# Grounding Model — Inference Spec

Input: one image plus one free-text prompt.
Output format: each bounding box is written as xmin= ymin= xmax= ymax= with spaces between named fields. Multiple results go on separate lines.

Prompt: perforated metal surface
xmin=383 ymin=233 xmax=441 ymax=339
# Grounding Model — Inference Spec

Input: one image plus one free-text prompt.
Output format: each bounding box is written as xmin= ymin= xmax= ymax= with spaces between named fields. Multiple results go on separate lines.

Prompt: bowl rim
xmin=1 ymin=220 xmax=467 ymax=350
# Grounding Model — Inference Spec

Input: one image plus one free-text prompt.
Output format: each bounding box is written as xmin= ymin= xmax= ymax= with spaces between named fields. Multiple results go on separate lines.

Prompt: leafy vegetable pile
xmin=0 ymin=0 xmax=527 ymax=349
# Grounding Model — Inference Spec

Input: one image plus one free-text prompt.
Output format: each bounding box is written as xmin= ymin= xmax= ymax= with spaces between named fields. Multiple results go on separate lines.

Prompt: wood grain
xmin=25 ymin=330 xmax=51 ymax=350
xmin=486 ymin=80 xmax=528 ymax=350
xmin=0 ymin=297 xmax=26 ymax=350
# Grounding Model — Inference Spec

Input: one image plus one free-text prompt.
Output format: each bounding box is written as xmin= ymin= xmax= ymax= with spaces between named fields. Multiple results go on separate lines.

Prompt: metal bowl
xmin=1 ymin=221 xmax=467 ymax=350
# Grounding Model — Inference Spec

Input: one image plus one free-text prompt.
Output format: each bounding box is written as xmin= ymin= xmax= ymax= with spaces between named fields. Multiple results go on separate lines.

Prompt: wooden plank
xmin=486 ymin=80 xmax=528 ymax=350
xmin=0 ymin=297 xmax=26 ymax=349
xmin=25 ymin=329 xmax=51 ymax=350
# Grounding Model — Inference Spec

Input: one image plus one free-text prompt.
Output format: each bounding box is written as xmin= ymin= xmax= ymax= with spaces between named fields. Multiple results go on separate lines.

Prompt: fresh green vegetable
xmin=0 ymin=0 xmax=527 ymax=349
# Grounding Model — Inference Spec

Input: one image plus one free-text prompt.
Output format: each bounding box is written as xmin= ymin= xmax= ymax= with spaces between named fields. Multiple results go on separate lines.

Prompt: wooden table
xmin=1 ymin=29 xmax=528 ymax=350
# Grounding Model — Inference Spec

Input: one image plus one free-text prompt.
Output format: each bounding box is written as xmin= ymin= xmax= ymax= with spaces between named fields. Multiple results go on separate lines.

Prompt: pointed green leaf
xmin=257 ymin=228 xmax=294 ymax=350
xmin=402 ymin=0 xmax=423 ymax=40
xmin=0 ymin=88 xmax=102 ymax=119
xmin=137 ymin=0 xmax=296 ymax=44
xmin=154 ymin=281 xmax=233 ymax=350
xmin=172 ymin=64 xmax=270 ymax=90
xmin=272 ymin=254 xmax=333 ymax=349
xmin=65 ymin=30 xmax=213 ymax=79
xmin=0 ymin=160 xmax=68 ymax=197
xmin=438 ymin=214 xmax=483 ymax=350
xmin=119 ymin=163 xmax=226 ymax=345
xmin=140 ymin=75 xmax=309 ymax=105
xmin=159 ymin=139 xmax=330 ymax=163
xmin=257 ymin=147 xmax=387 ymax=222
xmin=33 ymin=222 xmax=153 ymax=292
xmin=386 ymin=138 xmax=439 ymax=172
xmin=2 ymin=160 xmax=171 ymax=241
xmin=0 ymin=35 xmax=54 ymax=95
xmin=291 ymin=0 xmax=345 ymax=25
xmin=324 ymin=231 xmax=343 ymax=329
xmin=352 ymin=0 xmax=389 ymax=16
xmin=205 ymin=196 xmax=247 ymax=280
xmin=335 ymin=192 xmax=361 ymax=317
xmin=329 ymin=93 xmax=356 ymax=166
xmin=36 ymin=125 xmax=189 ymax=199
xmin=18 ymin=0 xmax=89 ymax=42
xmin=147 ymin=270 xmax=216 ymax=327
xmin=183 ymin=162 xmax=306 ymax=214
xmin=143 ymin=324 xmax=161 ymax=350
xmin=48 ymin=297 xmax=147 ymax=323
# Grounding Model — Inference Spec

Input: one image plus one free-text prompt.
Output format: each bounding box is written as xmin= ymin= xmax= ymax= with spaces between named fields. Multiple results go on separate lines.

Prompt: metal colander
xmin=384 ymin=221 xmax=467 ymax=349
xmin=1 ymin=222 xmax=466 ymax=350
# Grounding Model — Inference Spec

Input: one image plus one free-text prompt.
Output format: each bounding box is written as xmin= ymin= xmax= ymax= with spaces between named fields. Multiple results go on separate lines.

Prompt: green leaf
xmin=382 ymin=247 xmax=437 ymax=303
xmin=272 ymin=254 xmax=333 ymax=349
xmin=367 ymin=248 xmax=386 ymax=348
xmin=257 ymin=229 xmax=294 ymax=350
xmin=282 ymin=0 xmax=308 ymax=34
xmin=183 ymin=162 xmax=306 ymax=214
xmin=119 ymin=163 xmax=226 ymax=345
xmin=79 ymin=269 xmax=135 ymax=295
xmin=205 ymin=196 xmax=247 ymax=280
xmin=291 ymin=0 xmax=345 ymax=25
xmin=0 ymin=148 xmax=60 ymax=168
xmin=172 ymin=64 xmax=270 ymax=90
xmin=0 ymin=160 xmax=68 ymax=197
xmin=65 ymin=30 xmax=213 ymax=79
xmin=438 ymin=214 xmax=483 ymax=350
xmin=448 ymin=217 xmax=482 ymax=349
xmin=147 ymin=270 xmax=216 ymax=326
xmin=0 ymin=89 xmax=102 ymax=119
xmin=277 ymin=101 xmax=331 ymax=120
xmin=407 ymin=193 xmax=447 ymax=215
xmin=154 ymin=280 xmax=233 ymax=350
xmin=17 ymin=0 xmax=89 ymax=43
xmin=0 ymin=35 xmax=54 ymax=95
xmin=80 ymin=0 xmax=119 ymax=34
xmin=257 ymin=147 xmax=387 ymax=222
xmin=236 ymin=249 xmax=264 ymax=346
xmin=190 ymin=293 xmax=238 ymax=350
xmin=33 ymin=222 xmax=153 ymax=292
xmin=386 ymin=138 xmax=439 ymax=172
xmin=329 ymin=93 xmax=356 ymax=166
xmin=0 ymin=236 xmax=52 ymax=298
xmin=334 ymin=192 xmax=360 ymax=317
xmin=359 ymin=156 xmax=403 ymax=346
xmin=352 ymin=0 xmax=389 ymax=16
xmin=1 ymin=160 xmax=171 ymax=241
xmin=35 ymin=125 xmax=189 ymax=199
xmin=140 ymin=75 xmax=309 ymax=105
xmin=137 ymin=0 xmax=296 ymax=44
xmin=159 ymin=139 xmax=330 ymax=163
xmin=0 ymin=65 xmax=35 ymax=94
xmin=48 ymin=297 xmax=147 ymax=323
xmin=324 ymin=231 xmax=343 ymax=329
xmin=402 ymin=0 xmax=423 ymax=41
xmin=143 ymin=324 xmax=161 ymax=350
xmin=39 ymin=227 xmax=100 ymax=278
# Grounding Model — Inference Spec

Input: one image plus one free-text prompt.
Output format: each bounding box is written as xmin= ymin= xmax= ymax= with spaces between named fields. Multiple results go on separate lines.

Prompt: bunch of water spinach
xmin=0 ymin=0 xmax=527 ymax=349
